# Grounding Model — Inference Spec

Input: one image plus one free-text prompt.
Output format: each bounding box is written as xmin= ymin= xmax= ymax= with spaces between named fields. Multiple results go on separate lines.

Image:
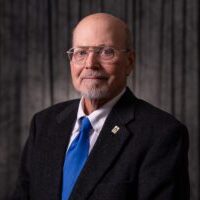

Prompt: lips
xmin=82 ymin=76 xmax=108 ymax=80
xmin=80 ymin=72 xmax=109 ymax=80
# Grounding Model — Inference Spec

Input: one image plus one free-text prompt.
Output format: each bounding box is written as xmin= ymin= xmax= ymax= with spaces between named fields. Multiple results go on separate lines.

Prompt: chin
xmin=80 ymin=86 xmax=111 ymax=100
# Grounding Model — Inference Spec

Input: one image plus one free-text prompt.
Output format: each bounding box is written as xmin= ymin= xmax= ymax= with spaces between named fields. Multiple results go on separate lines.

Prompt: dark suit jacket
xmin=12 ymin=88 xmax=189 ymax=200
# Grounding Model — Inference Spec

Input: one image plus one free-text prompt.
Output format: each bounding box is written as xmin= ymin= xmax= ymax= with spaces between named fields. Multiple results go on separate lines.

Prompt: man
xmin=12 ymin=13 xmax=189 ymax=200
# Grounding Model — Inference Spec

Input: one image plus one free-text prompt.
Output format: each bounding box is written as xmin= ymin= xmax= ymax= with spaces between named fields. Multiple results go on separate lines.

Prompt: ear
xmin=126 ymin=50 xmax=135 ymax=76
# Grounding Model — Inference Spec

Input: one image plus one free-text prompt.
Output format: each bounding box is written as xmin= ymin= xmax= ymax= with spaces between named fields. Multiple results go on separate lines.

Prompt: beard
xmin=80 ymin=81 xmax=111 ymax=100
xmin=77 ymin=70 xmax=112 ymax=100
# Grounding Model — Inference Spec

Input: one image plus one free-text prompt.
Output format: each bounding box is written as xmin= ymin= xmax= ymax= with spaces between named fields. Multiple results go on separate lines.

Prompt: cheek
xmin=70 ymin=67 xmax=80 ymax=89
xmin=104 ymin=61 xmax=128 ymax=89
xmin=105 ymin=61 xmax=126 ymax=79
xmin=71 ymin=64 xmax=81 ymax=81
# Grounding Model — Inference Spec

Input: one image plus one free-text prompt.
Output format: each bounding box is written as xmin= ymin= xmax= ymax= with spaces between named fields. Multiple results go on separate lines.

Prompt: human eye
xmin=74 ymin=48 xmax=88 ymax=57
xmin=101 ymin=47 xmax=115 ymax=58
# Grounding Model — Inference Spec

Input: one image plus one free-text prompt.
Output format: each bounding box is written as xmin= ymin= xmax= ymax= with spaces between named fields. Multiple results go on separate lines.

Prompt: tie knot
xmin=81 ymin=117 xmax=92 ymax=132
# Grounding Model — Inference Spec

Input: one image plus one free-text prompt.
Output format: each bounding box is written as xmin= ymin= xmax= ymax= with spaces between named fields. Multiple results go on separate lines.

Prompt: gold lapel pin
xmin=111 ymin=126 xmax=120 ymax=134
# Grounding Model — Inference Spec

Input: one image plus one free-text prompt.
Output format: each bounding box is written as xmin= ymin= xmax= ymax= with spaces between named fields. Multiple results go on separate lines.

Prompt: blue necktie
xmin=61 ymin=117 xmax=92 ymax=200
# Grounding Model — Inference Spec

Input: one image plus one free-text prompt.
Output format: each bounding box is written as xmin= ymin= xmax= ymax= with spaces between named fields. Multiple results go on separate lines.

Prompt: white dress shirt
xmin=67 ymin=88 xmax=126 ymax=153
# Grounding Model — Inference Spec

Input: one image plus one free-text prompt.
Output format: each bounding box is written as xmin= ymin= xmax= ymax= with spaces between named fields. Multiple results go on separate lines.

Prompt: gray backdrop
xmin=0 ymin=0 xmax=199 ymax=199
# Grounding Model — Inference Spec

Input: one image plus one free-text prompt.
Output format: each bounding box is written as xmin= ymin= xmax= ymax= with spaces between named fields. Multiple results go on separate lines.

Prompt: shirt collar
xmin=75 ymin=88 xmax=126 ymax=132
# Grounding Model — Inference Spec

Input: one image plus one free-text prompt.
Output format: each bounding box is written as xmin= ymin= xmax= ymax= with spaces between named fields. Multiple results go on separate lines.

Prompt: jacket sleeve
xmin=138 ymin=124 xmax=190 ymax=200
xmin=10 ymin=115 xmax=37 ymax=200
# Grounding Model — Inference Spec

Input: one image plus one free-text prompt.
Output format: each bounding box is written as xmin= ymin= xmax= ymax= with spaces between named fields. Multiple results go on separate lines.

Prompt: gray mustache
xmin=80 ymin=72 xmax=109 ymax=79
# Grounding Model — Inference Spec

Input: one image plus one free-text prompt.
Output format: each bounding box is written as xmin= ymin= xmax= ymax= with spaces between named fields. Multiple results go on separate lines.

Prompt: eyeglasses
xmin=66 ymin=46 xmax=129 ymax=64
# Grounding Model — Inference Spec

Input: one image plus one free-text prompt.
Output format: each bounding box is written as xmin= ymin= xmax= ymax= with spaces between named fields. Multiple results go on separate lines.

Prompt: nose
xmin=84 ymin=51 xmax=100 ymax=69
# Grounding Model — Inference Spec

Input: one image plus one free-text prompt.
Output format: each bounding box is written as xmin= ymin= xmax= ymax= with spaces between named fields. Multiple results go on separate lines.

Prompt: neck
xmin=83 ymin=98 xmax=108 ymax=115
xmin=82 ymin=87 xmax=126 ymax=115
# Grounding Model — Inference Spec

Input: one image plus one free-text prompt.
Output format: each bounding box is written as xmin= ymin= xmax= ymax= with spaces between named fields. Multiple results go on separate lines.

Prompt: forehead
xmin=72 ymin=16 xmax=127 ymax=48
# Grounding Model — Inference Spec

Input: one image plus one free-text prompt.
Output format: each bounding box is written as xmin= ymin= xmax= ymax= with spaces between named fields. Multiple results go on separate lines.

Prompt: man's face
xmin=70 ymin=16 xmax=134 ymax=101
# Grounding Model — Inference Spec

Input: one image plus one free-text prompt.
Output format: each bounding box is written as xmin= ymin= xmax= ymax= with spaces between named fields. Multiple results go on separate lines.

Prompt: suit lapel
xmin=42 ymin=101 xmax=79 ymax=199
xmin=70 ymin=88 xmax=137 ymax=200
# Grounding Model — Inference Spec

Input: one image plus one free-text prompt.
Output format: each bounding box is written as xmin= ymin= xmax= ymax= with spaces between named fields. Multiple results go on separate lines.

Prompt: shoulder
xmin=119 ymin=89 xmax=188 ymax=144
xmin=33 ymin=99 xmax=80 ymax=121
xmin=119 ymin=88 xmax=186 ymax=129
xmin=130 ymin=98 xmax=189 ymax=147
xmin=135 ymin=98 xmax=185 ymax=129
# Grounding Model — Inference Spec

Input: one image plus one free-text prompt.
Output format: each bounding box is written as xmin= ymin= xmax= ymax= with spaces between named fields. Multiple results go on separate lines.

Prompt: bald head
xmin=72 ymin=13 xmax=132 ymax=49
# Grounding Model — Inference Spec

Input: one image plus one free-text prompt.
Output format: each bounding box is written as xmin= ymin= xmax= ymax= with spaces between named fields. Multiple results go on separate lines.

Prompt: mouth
xmin=83 ymin=76 xmax=108 ymax=80
xmin=81 ymin=75 xmax=109 ymax=81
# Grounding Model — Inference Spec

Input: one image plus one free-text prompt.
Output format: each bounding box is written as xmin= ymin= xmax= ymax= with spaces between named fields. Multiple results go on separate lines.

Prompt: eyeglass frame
xmin=66 ymin=46 xmax=130 ymax=64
